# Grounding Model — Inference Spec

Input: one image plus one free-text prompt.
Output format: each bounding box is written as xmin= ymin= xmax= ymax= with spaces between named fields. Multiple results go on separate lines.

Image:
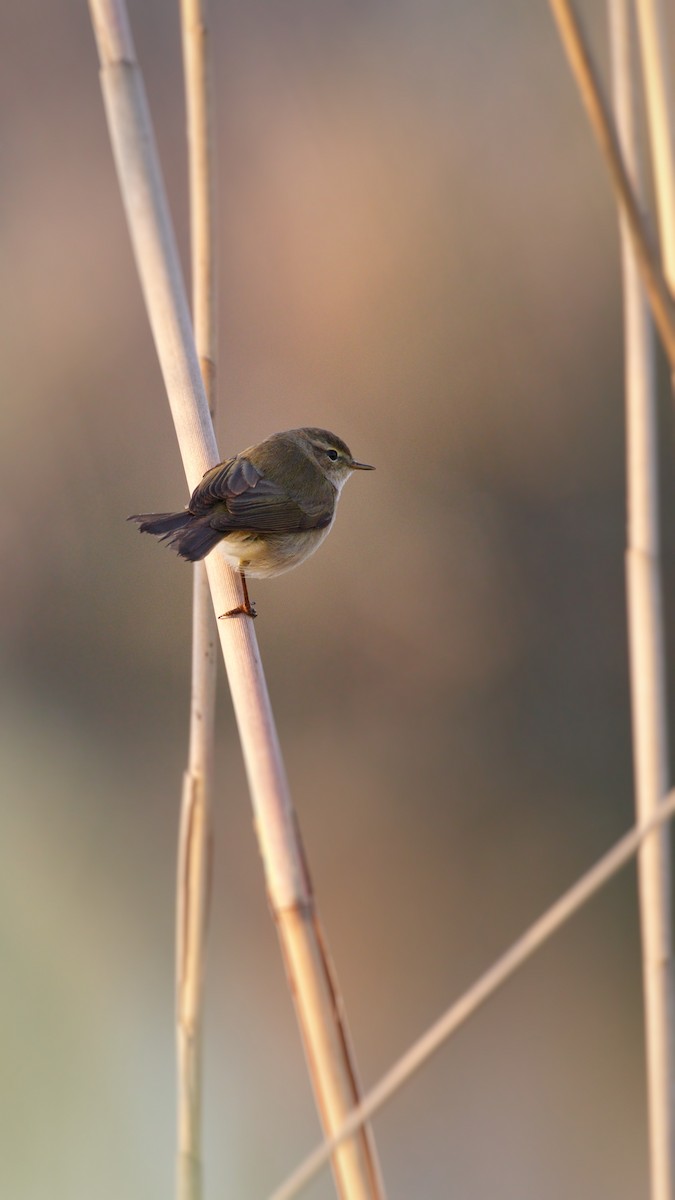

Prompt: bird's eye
xmin=325 ymin=449 xmax=339 ymax=461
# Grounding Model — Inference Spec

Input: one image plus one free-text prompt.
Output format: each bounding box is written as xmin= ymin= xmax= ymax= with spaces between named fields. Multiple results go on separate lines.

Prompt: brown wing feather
xmin=188 ymin=454 xmax=333 ymax=534
xmin=189 ymin=456 xmax=262 ymax=513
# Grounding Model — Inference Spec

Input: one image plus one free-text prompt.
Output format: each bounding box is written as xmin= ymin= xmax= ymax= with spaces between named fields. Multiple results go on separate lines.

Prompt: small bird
xmin=129 ymin=427 xmax=374 ymax=617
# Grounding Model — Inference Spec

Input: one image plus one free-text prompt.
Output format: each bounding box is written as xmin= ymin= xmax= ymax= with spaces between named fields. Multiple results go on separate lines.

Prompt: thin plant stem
xmin=548 ymin=0 xmax=675 ymax=372
xmin=181 ymin=0 xmax=217 ymax=403
xmin=267 ymin=792 xmax=675 ymax=1200
xmin=87 ymin=3 xmax=384 ymax=1196
xmin=176 ymin=578 xmax=216 ymax=1200
xmin=610 ymin=4 xmax=675 ymax=1199
xmin=176 ymin=2 xmax=218 ymax=1198
xmin=635 ymin=0 xmax=675 ymax=289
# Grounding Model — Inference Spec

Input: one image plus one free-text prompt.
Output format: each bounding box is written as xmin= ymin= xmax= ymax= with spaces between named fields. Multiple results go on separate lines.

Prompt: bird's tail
xmin=128 ymin=511 xmax=223 ymax=562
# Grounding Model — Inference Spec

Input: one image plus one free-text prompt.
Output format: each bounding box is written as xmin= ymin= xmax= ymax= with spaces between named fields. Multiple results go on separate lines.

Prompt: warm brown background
xmin=3 ymin=2 xmax=675 ymax=1197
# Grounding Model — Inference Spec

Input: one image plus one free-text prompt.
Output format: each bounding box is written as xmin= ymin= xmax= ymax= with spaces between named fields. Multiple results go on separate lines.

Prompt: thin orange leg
xmin=219 ymin=569 xmax=257 ymax=619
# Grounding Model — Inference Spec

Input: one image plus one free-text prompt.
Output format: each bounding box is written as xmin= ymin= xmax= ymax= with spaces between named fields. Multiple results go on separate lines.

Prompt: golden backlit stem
xmin=176 ymin=3 xmax=218 ymax=1198
xmin=87 ymin=3 xmax=384 ymax=1196
xmin=635 ymin=0 xmax=675 ymax=291
xmin=610 ymin=4 xmax=675 ymax=1200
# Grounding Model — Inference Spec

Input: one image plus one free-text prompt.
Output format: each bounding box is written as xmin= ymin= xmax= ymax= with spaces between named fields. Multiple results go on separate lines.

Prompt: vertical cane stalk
xmin=635 ymin=0 xmax=675 ymax=288
xmin=610 ymin=4 xmax=675 ymax=1199
xmin=175 ymin=3 xmax=218 ymax=1197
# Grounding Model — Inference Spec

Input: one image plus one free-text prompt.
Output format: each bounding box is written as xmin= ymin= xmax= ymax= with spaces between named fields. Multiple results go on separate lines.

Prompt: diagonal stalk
xmin=549 ymin=0 xmax=675 ymax=372
xmin=87 ymin=3 xmax=385 ymax=1196
xmin=268 ymin=794 xmax=675 ymax=1200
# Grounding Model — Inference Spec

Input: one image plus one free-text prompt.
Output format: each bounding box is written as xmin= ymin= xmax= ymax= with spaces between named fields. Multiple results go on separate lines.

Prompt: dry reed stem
xmin=87 ymin=3 xmax=383 ymax=1196
xmin=269 ymin=792 xmax=675 ymax=1200
xmin=176 ymin=594 xmax=216 ymax=1200
xmin=635 ymin=0 xmax=675 ymax=288
xmin=175 ymin=5 xmax=218 ymax=1196
xmin=549 ymin=0 xmax=675 ymax=372
xmin=611 ymin=5 xmax=675 ymax=1199
xmin=181 ymin=0 xmax=217 ymax=397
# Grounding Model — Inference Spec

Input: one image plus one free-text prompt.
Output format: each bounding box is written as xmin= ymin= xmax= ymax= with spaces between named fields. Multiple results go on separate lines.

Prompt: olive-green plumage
xmin=129 ymin=427 xmax=374 ymax=578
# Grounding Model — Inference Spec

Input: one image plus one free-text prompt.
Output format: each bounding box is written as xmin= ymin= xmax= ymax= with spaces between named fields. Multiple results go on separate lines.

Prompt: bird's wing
xmin=191 ymin=455 xmax=262 ymax=509
xmin=189 ymin=455 xmax=333 ymax=533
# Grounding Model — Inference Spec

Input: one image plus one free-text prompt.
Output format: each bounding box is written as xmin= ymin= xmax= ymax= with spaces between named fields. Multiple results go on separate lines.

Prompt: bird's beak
xmin=350 ymin=460 xmax=375 ymax=471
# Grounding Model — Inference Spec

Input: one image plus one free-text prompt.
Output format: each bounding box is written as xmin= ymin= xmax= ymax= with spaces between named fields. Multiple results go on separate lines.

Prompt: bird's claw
xmin=219 ymin=602 xmax=257 ymax=620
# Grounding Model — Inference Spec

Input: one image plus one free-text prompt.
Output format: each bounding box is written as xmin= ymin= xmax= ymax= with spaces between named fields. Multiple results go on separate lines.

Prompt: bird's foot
xmin=219 ymin=601 xmax=257 ymax=620
xmin=219 ymin=570 xmax=256 ymax=619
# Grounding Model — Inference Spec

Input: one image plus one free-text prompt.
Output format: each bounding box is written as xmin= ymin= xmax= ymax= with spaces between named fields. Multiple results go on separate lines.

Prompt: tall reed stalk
xmin=610 ymin=7 xmax=674 ymax=1200
xmin=635 ymin=0 xmax=675 ymax=286
xmin=87 ymin=2 xmax=385 ymax=1196
xmin=175 ymin=2 xmax=218 ymax=1199
xmin=549 ymin=3 xmax=675 ymax=1195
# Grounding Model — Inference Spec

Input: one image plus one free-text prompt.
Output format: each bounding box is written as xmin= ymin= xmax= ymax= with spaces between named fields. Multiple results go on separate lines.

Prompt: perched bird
xmin=129 ymin=427 xmax=374 ymax=617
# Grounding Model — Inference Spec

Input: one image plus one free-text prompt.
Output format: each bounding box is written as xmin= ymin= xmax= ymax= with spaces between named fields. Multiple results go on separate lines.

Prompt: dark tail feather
xmin=129 ymin=511 xmax=191 ymax=538
xmin=128 ymin=511 xmax=223 ymax=562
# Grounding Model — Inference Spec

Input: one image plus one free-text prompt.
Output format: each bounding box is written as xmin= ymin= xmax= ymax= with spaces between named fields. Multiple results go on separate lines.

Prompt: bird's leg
xmin=219 ymin=569 xmax=257 ymax=619
xmin=240 ymin=571 xmax=257 ymax=618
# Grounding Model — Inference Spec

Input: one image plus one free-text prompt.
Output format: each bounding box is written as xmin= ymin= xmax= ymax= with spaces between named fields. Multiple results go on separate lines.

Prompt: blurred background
xmin=2 ymin=1 xmax=675 ymax=1196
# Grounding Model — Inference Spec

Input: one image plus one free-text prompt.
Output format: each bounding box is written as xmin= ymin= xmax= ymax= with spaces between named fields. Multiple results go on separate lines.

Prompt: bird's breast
xmin=220 ymin=523 xmax=334 ymax=578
